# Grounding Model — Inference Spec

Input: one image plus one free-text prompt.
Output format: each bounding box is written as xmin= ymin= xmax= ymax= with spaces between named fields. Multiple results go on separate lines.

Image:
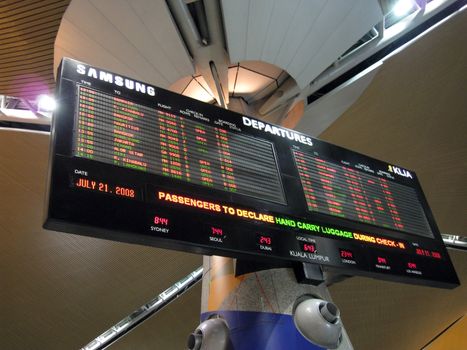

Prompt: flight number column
xmin=157 ymin=111 xmax=190 ymax=181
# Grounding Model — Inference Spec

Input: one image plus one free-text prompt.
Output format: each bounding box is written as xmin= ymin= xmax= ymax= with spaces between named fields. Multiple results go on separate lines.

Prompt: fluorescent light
xmin=393 ymin=0 xmax=414 ymax=17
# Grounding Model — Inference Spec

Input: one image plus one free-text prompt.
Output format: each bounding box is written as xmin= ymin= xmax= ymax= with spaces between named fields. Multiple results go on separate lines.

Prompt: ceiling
xmin=54 ymin=0 xmax=194 ymax=87
xmin=0 ymin=0 xmax=70 ymax=100
xmin=0 ymin=0 xmax=466 ymax=349
xmin=221 ymin=0 xmax=382 ymax=89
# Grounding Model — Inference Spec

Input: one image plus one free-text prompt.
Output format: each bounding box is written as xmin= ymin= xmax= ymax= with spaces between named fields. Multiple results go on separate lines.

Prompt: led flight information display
xmin=293 ymin=150 xmax=432 ymax=238
xmin=75 ymin=86 xmax=285 ymax=204
xmin=44 ymin=58 xmax=459 ymax=289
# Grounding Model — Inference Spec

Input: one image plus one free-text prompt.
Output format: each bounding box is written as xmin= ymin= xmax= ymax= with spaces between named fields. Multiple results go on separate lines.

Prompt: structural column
xmin=199 ymin=256 xmax=353 ymax=350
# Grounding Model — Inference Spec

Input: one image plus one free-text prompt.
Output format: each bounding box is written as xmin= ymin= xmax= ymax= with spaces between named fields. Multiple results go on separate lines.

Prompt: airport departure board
xmin=44 ymin=58 xmax=459 ymax=288
xmin=293 ymin=151 xmax=432 ymax=238
xmin=75 ymin=85 xmax=285 ymax=204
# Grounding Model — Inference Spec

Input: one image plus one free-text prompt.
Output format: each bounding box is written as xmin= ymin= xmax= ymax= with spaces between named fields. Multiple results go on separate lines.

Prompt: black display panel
xmin=293 ymin=151 xmax=432 ymax=238
xmin=75 ymin=85 xmax=285 ymax=204
xmin=44 ymin=58 xmax=459 ymax=288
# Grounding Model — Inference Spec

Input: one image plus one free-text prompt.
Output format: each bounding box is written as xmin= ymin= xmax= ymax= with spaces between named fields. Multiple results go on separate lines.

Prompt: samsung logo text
xmin=76 ymin=64 xmax=155 ymax=97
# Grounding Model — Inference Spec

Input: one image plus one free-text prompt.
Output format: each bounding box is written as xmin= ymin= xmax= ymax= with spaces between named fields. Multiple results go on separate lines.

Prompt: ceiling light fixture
xmin=37 ymin=95 xmax=57 ymax=113
xmin=392 ymin=0 xmax=414 ymax=17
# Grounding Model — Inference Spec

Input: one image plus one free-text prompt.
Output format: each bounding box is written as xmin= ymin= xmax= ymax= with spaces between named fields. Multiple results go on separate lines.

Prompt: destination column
xmin=111 ymin=96 xmax=149 ymax=172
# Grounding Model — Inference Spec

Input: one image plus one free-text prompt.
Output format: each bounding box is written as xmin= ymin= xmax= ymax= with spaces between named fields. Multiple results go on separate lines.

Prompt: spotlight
xmin=393 ymin=0 xmax=414 ymax=17
xmin=37 ymin=95 xmax=57 ymax=113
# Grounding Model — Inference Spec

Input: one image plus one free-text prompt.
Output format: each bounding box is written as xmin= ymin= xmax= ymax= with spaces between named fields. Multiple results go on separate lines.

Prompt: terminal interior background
xmin=0 ymin=0 xmax=466 ymax=349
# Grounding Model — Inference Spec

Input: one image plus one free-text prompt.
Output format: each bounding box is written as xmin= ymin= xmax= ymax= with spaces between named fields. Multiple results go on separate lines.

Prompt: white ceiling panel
xmin=54 ymin=0 xmax=194 ymax=88
xmin=55 ymin=19 xmax=142 ymax=81
xmin=63 ymin=0 xmax=168 ymax=85
xmin=296 ymin=0 xmax=383 ymax=87
xmin=221 ymin=0 xmax=250 ymax=63
xmin=126 ymin=0 xmax=194 ymax=77
xmin=285 ymin=1 xmax=354 ymax=80
xmin=245 ymin=0 xmax=275 ymax=60
xmin=273 ymin=0 xmax=328 ymax=72
xmin=260 ymin=0 xmax=301 ymax=63
xmin=90 ymin=0 xmax=183 ymax=84
xmin=222 ymin=0 xmax=383 ymax=89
